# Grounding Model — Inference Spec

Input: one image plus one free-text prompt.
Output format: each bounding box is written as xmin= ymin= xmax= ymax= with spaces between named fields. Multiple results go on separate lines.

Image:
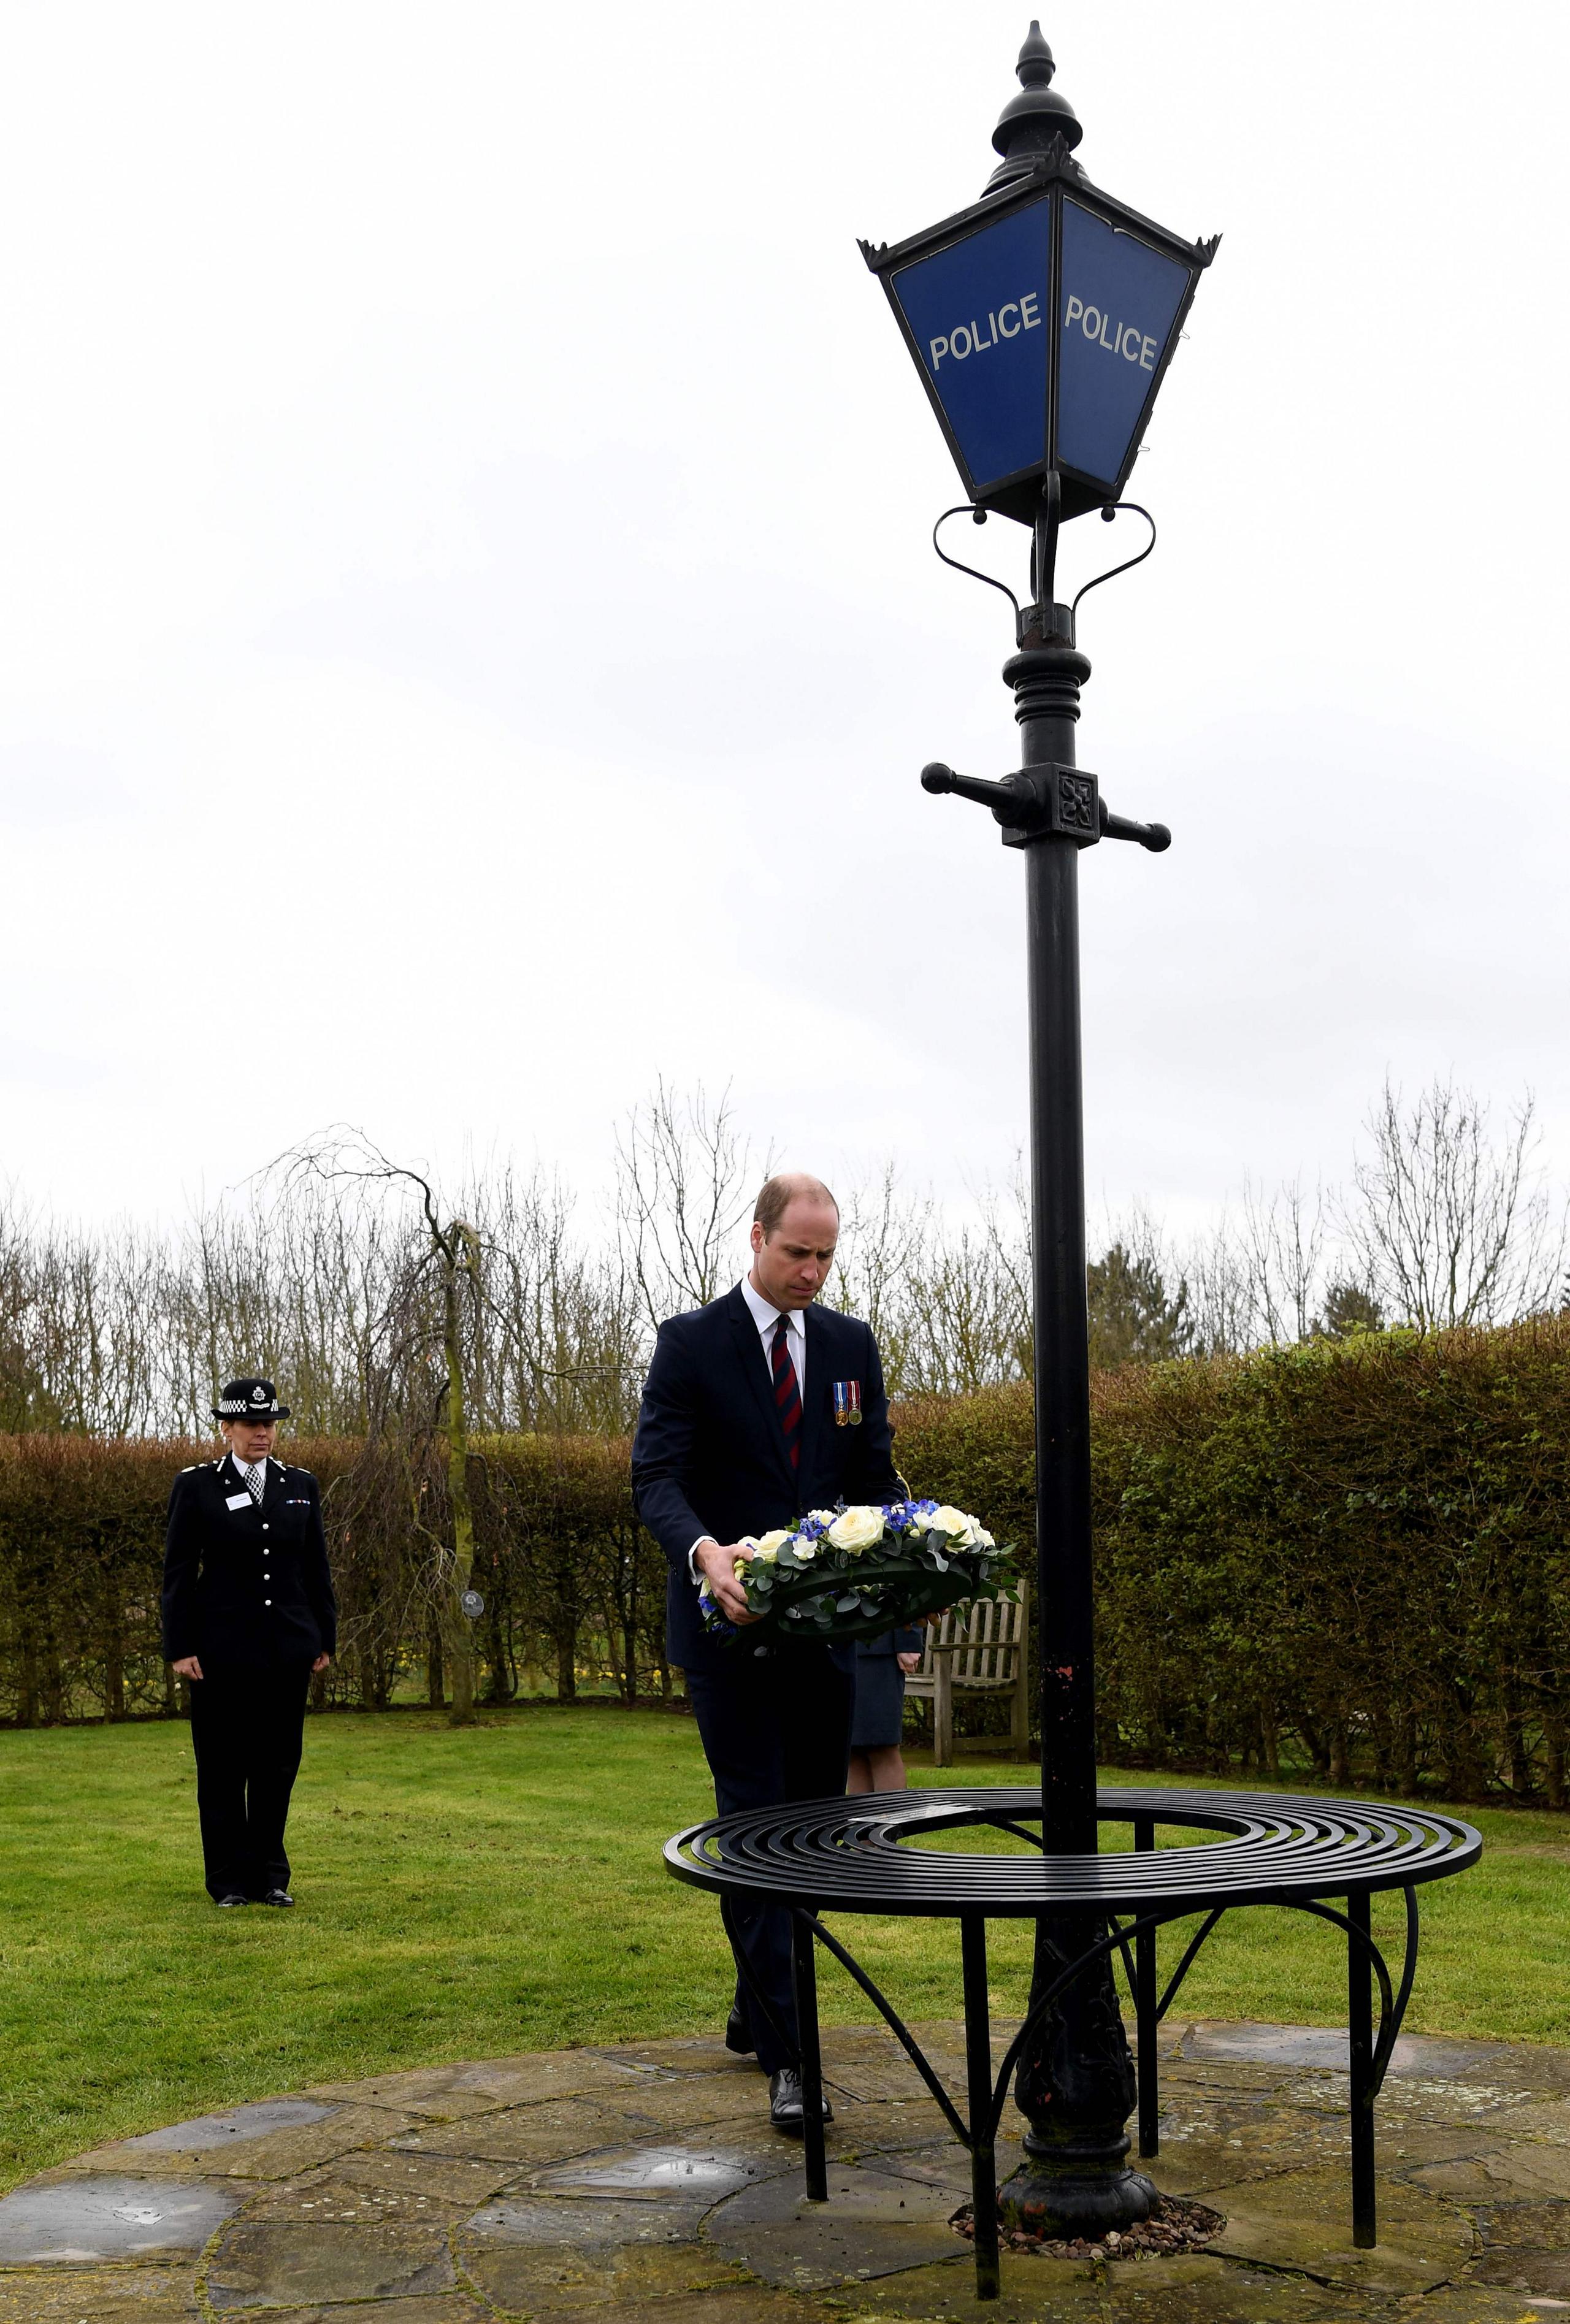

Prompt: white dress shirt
xmin=689 ymin=1277 xmax=806 ymax=1580
xmin=738 ymin=1273 xmax=806 ymax=1399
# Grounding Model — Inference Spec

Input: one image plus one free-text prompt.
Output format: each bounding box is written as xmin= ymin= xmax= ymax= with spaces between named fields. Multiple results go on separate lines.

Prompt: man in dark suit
xmin=163 ymin=1378 xmax=336 ymax=1908
xmin=632 ymin=1174 xmax=900 ymax=2132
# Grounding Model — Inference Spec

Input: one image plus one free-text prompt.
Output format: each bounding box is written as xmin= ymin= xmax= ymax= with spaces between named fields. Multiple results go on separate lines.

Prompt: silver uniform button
xmin=264 ymin=1598 xmax=272 ymax=1605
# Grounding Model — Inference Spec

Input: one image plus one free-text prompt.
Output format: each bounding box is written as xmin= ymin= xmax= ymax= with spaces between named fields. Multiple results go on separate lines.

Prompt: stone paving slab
xmin=388 ymin=2091 xmax=727 ymax=2169
xmin=300 ymin=2047 xmax=665 ymax=2116
xmin=61 ymin=2104 xmax=423 ymax=2184
xmin=13 ymin=2022 xmax=1570 ymax=2319
xmin=235 ymin=2303 xmax=491 ymax=2324
xmin=205 ymin=2217 xmax=458 ymax=2310
xmin=121 ymin=2103 xmax=337 ymax=2156
xmin=1208 ymin=2162 xmax=1471 ymax=2293
xmin=0 ymin=2175 xmax=242 ymax=2265
xmin=710 ymin=2158 xmax=968 ymax=2289
xmin=456 ymin=2220 xmax=752 ymax=2312
xmin=0 ymin=2261 xmax=207 ymax=2320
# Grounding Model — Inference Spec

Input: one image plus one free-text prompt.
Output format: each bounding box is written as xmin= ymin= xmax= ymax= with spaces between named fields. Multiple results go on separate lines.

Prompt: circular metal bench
xmin=665 ymin=1785 xmax=1480 ymax=2299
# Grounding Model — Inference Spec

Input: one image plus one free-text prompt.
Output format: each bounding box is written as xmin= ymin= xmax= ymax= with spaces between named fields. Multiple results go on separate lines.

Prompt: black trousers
xmin=683 ymin=1642 xmax=853 ymax=2073
xmin=188 ymin=1658 xmax=313 ymax=1900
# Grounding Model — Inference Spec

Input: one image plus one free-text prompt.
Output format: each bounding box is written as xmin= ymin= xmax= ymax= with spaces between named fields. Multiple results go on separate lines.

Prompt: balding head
xmin=754 ymin=1172 xmax=839 ymax=1238
xmin=749 ymin=1174 xmax=840 ymax=1311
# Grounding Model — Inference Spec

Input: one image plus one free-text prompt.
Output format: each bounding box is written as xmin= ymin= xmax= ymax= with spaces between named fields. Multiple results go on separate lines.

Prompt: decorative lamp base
xmin=998 ymin=1913 xmax=1155 ymax=2240
xmin=998 ymin=2136 xmax=1158 ymax=2240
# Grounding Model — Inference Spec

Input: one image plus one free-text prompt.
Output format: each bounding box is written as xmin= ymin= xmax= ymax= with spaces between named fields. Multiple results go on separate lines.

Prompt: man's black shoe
xmin=768 ymin=2067 xmax=833 ymax=2135
xmin=215 ymin=1893 xmax=248 ymax=1908
xmin=725 ymin=2008 xmax=755 ymax=2057
xmin=261 ymin=1889 xmax=295 ymax=1907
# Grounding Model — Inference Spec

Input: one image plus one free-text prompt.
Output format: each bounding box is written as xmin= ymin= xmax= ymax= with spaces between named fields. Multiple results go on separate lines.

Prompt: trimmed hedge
xmin=897 ymin=1323 xmax=1570 ymax=1800
xmin=1093 ymin=1323 xmax=1570 ymax=1803
xmin=0 ymin=1434 xmax=656 ymax=1724
xmin=2 ymin=1318 xmax=1568 ymax=1801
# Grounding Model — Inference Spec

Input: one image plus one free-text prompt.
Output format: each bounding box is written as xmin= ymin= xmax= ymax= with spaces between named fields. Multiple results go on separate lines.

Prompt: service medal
xmin=832 ymin=1379 xmax=863 ymax=1427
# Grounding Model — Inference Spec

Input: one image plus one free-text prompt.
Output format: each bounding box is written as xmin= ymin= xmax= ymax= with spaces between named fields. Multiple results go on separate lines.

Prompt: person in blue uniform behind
xmin=848 ymin=1623 xmax=925 ymax=1794
xmin=163 ymin=1378 xmax=335 ymax=1908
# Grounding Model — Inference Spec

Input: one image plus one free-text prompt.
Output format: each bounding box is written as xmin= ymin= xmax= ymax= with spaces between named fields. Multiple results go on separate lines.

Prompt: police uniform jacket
xmin=162 ymin=1456 xmax=337 ymax=1667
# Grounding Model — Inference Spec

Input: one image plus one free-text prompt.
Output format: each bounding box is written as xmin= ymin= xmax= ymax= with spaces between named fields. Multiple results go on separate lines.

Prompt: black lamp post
xmin=862 ymin=24 xmax=1219 ymax=2239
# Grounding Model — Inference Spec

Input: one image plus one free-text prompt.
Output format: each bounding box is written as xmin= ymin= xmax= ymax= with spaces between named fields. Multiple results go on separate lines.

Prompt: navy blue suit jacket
xmin=632 ymin=1286 xmax=902 ymax=1672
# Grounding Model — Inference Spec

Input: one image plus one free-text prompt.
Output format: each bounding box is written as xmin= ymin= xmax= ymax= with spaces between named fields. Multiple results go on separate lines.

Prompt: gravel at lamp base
xmin=951 ymin=2192 xmax=1225 ymax=2261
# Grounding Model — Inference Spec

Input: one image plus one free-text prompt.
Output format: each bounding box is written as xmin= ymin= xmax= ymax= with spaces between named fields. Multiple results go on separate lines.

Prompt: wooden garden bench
xmin=905 ymin=1583 xmax=1030 ymax=1765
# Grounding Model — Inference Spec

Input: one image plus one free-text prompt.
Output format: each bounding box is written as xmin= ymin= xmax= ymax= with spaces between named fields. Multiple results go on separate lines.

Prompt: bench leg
xmin=1134 ymin=1816 xmax=1158 ymax=2159
xmin=791 ymin=1911 xmax=828 ymax=2203
xmin=962 ymin=1912 xmax=1000 ymax=2299
xmin=1347 ymin=1891 xmax=1376 ymax=2247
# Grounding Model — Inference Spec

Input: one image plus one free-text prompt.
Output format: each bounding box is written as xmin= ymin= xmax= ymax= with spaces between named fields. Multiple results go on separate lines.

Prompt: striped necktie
xmin=771 ymin=1315 xmax=801 ymax=1472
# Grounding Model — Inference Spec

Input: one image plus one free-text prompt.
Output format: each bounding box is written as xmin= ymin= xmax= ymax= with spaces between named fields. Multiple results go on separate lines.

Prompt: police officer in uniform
xmin=163 ymin=1378 xmax=336 ymax=1907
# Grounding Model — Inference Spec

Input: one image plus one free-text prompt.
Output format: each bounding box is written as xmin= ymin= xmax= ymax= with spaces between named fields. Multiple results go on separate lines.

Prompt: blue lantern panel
xmin=889 ymin=200 xmax=1052 ymax=494
xmin=1055 ymin=201 xmax=1190 ymax=491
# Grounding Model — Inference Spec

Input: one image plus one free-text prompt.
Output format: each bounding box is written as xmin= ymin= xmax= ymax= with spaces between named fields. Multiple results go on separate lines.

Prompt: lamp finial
xmin=986 ymin=18 xmax=1083 ymax=194
xmin=1017 ymin=21 xmax=1055 ymax=88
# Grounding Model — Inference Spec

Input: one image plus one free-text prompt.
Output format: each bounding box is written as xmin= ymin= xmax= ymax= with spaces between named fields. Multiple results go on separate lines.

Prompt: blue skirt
xmin=851 ymin=1651 xmax=907 ymax=1749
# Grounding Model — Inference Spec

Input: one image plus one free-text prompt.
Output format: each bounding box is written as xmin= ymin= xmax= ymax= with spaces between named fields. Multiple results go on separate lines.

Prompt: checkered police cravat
xmin=236 ymin=1459 xmax=265 ymax=1505
xmin=771 ymin=1316 xmax=801 ymax=1472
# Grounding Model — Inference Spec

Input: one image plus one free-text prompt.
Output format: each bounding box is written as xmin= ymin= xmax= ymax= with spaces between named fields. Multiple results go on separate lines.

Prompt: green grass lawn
xmin=1 ymin=1703 xmax=1565 ymax=2193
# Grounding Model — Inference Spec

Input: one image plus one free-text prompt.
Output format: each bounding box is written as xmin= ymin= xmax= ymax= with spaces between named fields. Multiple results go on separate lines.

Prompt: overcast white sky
xmin=1 ymin=1 xmax=1566 ymax=1240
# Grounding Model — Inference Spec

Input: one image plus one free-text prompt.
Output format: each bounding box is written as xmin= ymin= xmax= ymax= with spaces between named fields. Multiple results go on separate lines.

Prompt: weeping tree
xmin=274 ymin=1128 xmax=627 ymax=1722
xmin=275 ymin=1131 xmax=487 ymax=1726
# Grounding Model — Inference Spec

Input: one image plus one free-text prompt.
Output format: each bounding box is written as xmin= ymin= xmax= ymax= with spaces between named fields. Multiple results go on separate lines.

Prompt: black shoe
xmin=768 ymin=2067 xmax=833 ymax=2135
xmin=261 ymin=1889 xmax=294 ymax=1907
xmin=725 ymin=2008 xmax=756 ymax=2057
xmin=215 ymin=1892 xmax=248 ymax=1908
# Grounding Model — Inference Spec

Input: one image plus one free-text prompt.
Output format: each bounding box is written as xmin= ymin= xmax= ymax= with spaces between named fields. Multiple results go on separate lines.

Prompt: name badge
xmin=224 ymin=1491 xmax=253 ymax=1512
xmin=832 ymin=1379 xmax=864 ymax=1427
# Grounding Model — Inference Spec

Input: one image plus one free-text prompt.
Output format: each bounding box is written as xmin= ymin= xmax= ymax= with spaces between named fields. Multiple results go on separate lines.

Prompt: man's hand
xmin=312 ymin=1653 xmax=332 ymax=1673
xmin=897 ymin=1651 xmax=922 ymax=1674
xmin=694 ymin=1539 xmax=759 ymax=1626
xmin=171 ymin=1655 xmax=204 ymax=1681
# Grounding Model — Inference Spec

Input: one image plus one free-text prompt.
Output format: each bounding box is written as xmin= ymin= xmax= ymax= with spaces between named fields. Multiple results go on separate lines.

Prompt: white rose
xmin=756 ymin=1528 xmax=794 ymax=1556
xmin=806 ymin=1508 xmax=838 ymax=1529
xmin=752 ymin=1546 xmax=779 ymax=1565
xmin=926 ymin=1505 xmax=979 ymax=1546
xmin=794 ymin=1542 xmax=818 ymax=1562
xmin=827 ymin=1505 xmax=886 ymax=1555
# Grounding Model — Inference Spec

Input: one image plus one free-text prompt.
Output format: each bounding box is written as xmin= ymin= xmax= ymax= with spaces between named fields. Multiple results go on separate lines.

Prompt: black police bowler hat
xmin=213 ymin=1377 xmax=291 ymax=1422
